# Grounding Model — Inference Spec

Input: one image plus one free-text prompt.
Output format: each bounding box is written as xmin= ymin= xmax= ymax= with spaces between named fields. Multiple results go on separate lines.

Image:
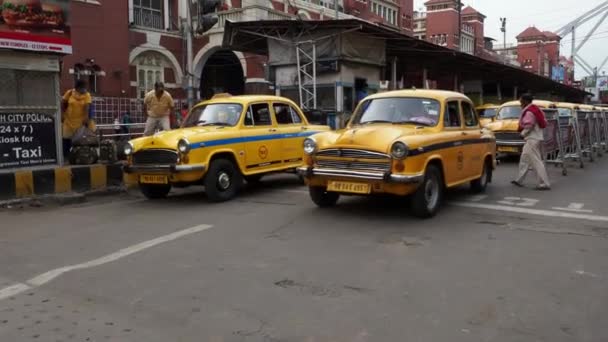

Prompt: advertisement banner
xmin=0 ymin=113 xmax=57 ymax=170
xmin=0 ymin=0 xmax=71 ymax=54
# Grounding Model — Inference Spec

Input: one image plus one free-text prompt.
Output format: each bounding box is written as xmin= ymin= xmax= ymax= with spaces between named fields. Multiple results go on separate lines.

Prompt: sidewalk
xmin=0 ymin=163 xmax=133 ymax=201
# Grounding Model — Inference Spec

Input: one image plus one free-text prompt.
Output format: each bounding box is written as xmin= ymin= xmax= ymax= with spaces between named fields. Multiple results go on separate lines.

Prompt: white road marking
xmin=467 ymin=195 xmax=488 ymax=202
xmin=0 ymin=283 xmax=32 ymax=301
xmin=0 ymin=224 xmax=213 ymax=301
xmin=497 ymin=197 xmax=539 ymax=207
xmin=552 ymin=203 xmax=593 ymax=213
xmin=452 ymin=202 xmax=608 ymax=223
xmin=575 ymin=270 xmax=600 ymax=278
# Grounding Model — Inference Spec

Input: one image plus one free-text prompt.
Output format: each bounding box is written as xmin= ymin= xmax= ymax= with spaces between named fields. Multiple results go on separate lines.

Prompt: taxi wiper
xmin=360 ymin=120 xmax=393 ymax=125
xmin=198 ymin=122 xmax=231 ymax=126
xmin=393 ymin=120 xmax=432 ymax=127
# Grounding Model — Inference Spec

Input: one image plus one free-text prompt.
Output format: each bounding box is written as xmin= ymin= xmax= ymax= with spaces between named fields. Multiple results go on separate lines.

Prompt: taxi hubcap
xmin=425 ymin=177 xmax=439 ymax=210
xmin=218 ymin=172 xmax=231 ymax=190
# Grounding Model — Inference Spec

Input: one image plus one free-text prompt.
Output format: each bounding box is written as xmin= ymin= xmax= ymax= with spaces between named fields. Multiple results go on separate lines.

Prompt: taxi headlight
xmin=391 ymin=141 xmax=409 ymax=159
xmin=178 ymin=138 xmax=191 ymax=154
xmin=303 ymin=138 xmax=317 ymax=155
xmin=124 ymin=142 xmax=134 ymax=156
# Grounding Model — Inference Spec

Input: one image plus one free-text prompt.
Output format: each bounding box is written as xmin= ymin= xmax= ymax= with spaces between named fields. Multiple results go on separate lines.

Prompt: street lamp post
xmin=500 ymin=17 xmax=507 ymax=50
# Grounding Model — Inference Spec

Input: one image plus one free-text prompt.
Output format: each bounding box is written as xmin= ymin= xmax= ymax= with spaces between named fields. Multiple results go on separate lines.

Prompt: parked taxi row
xmin=479 ymin=100 xmax=606 ymax=157
xmin=124 ymin=90 xmax=498 ymax=217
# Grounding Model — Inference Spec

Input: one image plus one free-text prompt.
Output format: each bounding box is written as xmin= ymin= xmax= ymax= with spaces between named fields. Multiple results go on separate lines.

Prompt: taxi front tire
xmin=471 ymin=160 xmax=491 ymax=193
xmin=140 ymin=184 xmax=171 ymax=199
xmin=411 ymin=165 xmax=443 ymax=218
xmin=204 ymin=158 xmax=242 ymax=202
xmin=309 ymin=186 xmax=340 ymax=207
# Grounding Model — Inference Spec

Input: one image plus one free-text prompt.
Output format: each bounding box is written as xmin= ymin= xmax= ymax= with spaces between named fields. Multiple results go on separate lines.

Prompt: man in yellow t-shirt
xmin=61 ymin=80 xmax=92 ymax=157
xmin=143 ymin=82 xmax=174 ymax=136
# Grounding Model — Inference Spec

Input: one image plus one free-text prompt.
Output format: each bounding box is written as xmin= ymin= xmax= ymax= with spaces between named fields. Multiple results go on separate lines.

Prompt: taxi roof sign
xmin=212 ymin=93 xmax=233 ymax=99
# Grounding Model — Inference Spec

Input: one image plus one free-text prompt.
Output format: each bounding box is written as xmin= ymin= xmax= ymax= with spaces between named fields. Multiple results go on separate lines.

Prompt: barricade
xmin=601 ymin=110 xmax=608 ymax=151
xmin=542 ymin=113 xmax=568 ymax=176
xmin=557 ymin=114 xmax=585 ymax=169
xmin=577 ymin=111 xmax=595 ymax=162
xmin=591 ymin=110 xmax=604 ymax=157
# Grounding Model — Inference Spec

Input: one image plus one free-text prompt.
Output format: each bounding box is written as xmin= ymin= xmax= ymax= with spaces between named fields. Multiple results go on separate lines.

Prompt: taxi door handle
xmin=461 ymin=131 xmax=468 ymax=136
xmin=301 ymin=126 xmax=309 ymax=130
xmin=269 ymin=128 xmax=278 ymax=132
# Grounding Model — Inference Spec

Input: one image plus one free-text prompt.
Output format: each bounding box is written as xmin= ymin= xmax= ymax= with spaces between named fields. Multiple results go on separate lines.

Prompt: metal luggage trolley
xmin=601 ymin=107 xmax=608 ymax=151
xmin=556 ymin=103 xmax=585 ymax=169
xmin=591 ymin=107 xmax=603 ymax=157
xmin=542 ymin=106 xmax=568 ymax=176
xmin=576 ymin=105 xmax=596 ymax=163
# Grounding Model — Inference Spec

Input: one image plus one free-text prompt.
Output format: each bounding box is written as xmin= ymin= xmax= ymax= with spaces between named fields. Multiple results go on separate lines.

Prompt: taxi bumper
xmin=296 ymin=166 xmax=424 ymax=184
xmin=124 ymin=163 xmax=206 ymax=174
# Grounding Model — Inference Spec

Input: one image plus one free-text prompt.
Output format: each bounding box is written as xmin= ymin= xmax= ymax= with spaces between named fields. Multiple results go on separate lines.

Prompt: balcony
xmin=133 ymin=8 xmax=164 ymax=30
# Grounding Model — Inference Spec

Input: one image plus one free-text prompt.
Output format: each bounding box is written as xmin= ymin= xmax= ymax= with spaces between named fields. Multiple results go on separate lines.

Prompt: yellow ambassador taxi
xmin=297 ymin=90 xmax=497 ymax=218
xmin=476 ymin=103 xmax=500 ymax=127
xmin=124 ymin=95 xmax=329 ymax=201
xmin=488 ymin=100 xmax=557 ymax=156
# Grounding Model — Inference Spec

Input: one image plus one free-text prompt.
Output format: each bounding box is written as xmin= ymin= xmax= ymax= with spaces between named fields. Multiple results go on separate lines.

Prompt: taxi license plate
xmin=327 ymin=181 xmax=371 ymax=194
xmin=498 ymin=146 xmax=519 ymax=153
xmin=140 ymin=175 xmax=168 ymax=184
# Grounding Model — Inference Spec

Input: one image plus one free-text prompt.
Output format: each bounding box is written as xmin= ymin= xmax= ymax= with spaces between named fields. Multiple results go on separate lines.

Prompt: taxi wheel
xmin=470 ymin=160 xmax=491 ymax=193
xmin=139 ymin=184 xmax=171 ymax=199
xmin=205 ymin=158 xmax=242 ymax=202
xmin=411 ymin=165 xmax=443 ymax=218
xmin=309 ymin=186 xmax=340 ymax=207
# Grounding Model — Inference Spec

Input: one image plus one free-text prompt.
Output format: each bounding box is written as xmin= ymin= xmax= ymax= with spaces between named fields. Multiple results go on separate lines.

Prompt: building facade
xmin=62 ymin=0 xmax=414 ymax=105
xmin=516 ymin=26 xmax=561 ymax=78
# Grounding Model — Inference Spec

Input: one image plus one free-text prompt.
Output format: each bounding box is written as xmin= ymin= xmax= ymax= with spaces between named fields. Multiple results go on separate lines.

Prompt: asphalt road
xmin=0 ymin=157 xmax=607 ymax=342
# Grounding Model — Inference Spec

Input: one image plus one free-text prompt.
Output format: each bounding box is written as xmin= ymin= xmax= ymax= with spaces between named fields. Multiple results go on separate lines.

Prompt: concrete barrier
xmin=0 ymin=164 xmax=129 ymax=201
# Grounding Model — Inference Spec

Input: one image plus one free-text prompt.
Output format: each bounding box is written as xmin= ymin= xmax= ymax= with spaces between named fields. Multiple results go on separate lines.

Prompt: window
xmin=461 ymin=101 xmax=478 ymax=127
xmin=444 ymin=101 xmax=461 ymax=128
xmin=497 ymin=106 xmax=522 ymax=120
xmin=273 ymin=104 xmax=303 ymax=125
xmin=133 ymin=0 xmax=164 ymax=30
xmin=135 ymin=52 xmax=165 ymax=98
xmin=244 ymin=103 xmax=272 ymax=126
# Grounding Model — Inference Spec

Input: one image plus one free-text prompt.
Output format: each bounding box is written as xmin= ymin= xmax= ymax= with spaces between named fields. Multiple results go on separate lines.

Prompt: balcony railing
xmin=134 ymin=8 xmax=164 ymax=30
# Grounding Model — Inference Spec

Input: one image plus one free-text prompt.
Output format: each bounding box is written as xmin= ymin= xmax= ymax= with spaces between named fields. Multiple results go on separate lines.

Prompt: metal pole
xmin=312 ymin=43 xmax=317 ymax=109
xmin=296 ymin=45 xmax=303 ymax=108
xmin=334 ymin=0 xmax=338 ymax=19
xmin=457 ymin=0 xmax=462 ymax=52
xmin=537 ymin=41 xmax=542 ymax=76
xmin=186 ymin=5 xmax=194 ymax=108
xmin=392 ymin=57 xmax=397 ymax=90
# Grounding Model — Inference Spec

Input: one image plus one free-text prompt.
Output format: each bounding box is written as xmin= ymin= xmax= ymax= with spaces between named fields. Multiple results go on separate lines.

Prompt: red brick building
xmin=62 ymin=0 xmax=414 ymax=106
xmin=516 ymin=26 xmax=561 ymax=78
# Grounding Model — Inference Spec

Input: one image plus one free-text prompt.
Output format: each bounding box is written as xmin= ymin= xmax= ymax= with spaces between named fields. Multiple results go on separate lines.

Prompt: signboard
xmin=0 ymin=0 xmax=71 ymax=54
xmin=0 ymin=113 xmax=57 ymax=169
xmin=551 ymin=66 xmax=565 ymax=82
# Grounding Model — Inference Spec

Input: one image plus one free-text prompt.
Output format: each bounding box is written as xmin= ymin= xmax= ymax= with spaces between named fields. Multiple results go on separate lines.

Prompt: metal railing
xmin=133 ymin=8 xmax=164 ymax=30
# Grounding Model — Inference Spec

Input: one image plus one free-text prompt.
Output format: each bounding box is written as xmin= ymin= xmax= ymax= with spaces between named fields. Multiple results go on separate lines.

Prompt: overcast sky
xmin=413 ymin=0 xmax=608 ymax=79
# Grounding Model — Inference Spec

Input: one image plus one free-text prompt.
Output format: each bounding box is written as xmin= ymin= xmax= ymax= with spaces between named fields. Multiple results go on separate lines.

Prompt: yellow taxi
xmin=488 ymin=100 xmax=557 ymax=156
xmin=124 ymin=95 xmax=329 ymax=201
xmin=476 ymin=104 xmax=499 ymax=127
xmin=297 ymin=90 xmax=496 ymax=218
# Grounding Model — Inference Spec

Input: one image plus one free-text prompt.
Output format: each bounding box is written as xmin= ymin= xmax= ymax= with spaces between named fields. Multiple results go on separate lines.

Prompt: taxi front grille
xmin=316 ymin=148 xmax=389 ymax=159
xmin=315 ymin=159 xmax=391 ymax=172
xmin=494 ymin=132 xmax=522 ymax=141
xmin=133 ymin=149 xmax=178 ymax=165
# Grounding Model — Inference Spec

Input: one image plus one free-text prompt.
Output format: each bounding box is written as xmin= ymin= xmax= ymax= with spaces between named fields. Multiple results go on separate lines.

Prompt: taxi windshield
xmin=497 ymin=106 xmax=521 ymax=120
xmin=352 ymin=97 xmax=441 ymax=127
xmin=478 ymin=108 xmax=497 ymax=118
xmin=183 ymin=103 xmax=243 ymax=127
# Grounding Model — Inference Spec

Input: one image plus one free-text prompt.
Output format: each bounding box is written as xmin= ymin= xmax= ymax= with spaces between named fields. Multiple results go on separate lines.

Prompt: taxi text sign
xmin=0 ymin=113 xmax=58 ymax=169
xmin=0 ymin=0 xmax=71 ymax=54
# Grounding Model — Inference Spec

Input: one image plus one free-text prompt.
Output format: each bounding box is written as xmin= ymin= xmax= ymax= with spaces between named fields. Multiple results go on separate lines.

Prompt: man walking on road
xmin=511 ymin=94 xmax=551 ymax=190
xmin=143 ymin=82 xmax=174 ymax=136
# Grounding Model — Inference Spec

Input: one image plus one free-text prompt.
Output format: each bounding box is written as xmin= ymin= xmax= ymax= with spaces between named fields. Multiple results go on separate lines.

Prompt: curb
xmin=0 ymin=186 xmax=128 ymax=209
xmin=0 ymin=163 xmax=127 ymax=201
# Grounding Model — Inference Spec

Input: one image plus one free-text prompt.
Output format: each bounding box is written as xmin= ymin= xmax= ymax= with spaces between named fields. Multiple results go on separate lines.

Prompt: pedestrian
xmin=61 ymin=79 xmax=92 ymax=158
xmin=511 ymin=94 xmax=551 ymax=190
xmin=355 ymin=81 xmax=369 ymax=107
xmin=143 ymin=82 xmax=174 ymax=136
